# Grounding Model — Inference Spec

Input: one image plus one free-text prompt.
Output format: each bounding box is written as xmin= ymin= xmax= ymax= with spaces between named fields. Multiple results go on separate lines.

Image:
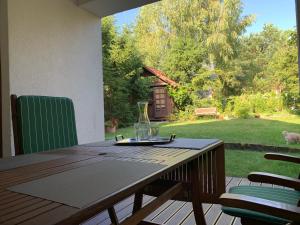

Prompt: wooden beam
xmin=121 ymin=183 xmax=183 ymax=225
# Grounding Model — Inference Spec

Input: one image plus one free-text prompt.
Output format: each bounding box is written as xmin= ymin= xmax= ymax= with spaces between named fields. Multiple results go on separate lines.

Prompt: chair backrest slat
xmin=12 ymin=95 xmax=78 ymax=154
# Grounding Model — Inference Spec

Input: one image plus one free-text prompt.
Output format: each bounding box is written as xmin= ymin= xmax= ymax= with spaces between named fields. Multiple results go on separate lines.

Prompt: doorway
xmin=153 ymin=87 xmax=168 ymax=119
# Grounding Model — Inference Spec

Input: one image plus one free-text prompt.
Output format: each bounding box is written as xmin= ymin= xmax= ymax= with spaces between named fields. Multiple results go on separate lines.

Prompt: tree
xmin=238 ymin=24 xmax=288 ymax=92
xmin=264 ymin=30 xmax=299 ymax=106
xmin=134 ymin=0 xmax=254 ymax=106
xmin=102 ymin=17 xmax=150 ymax=126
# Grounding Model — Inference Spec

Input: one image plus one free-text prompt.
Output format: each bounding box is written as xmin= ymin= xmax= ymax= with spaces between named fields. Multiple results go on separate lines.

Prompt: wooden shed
xmin=142 ymin=66 xmax=178 ymax=121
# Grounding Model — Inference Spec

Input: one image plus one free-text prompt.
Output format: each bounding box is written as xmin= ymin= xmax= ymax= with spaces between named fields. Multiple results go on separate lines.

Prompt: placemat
xmin=80 ymin=140 xmax=114 ymax=147
xmin=8 ymin=159 xmax=165 ymax=208
xmin=154 ymin=138 xmax=220 ymax=149
xmin=0 ymin=154 xmax=65 ymax=171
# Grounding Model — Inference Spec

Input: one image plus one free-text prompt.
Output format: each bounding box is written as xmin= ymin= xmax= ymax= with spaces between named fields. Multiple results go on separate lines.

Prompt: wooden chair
xmin=220 ymin=153 xmax=300 ymax=225
xmin=11 ymin=95 xmax=78 ymax=155
xmin=11 ymin=94 xmax=121 ymax=225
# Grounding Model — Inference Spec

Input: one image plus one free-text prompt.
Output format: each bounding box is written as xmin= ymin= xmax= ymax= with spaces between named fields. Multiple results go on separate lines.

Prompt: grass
xmin=106 ymin=114 xmax=300 ymax=177
xmin=107 ymin=114 xmax=300 ymax=148
xmin=226 ymin=150 xmax=300 ymax=177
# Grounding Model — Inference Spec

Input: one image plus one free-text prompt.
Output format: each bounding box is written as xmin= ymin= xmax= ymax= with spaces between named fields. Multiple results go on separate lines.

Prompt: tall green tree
xmin=237 ymin=24 xmax=288 ymax=92
xmin=264 ymin=30 xmax=299 ymax=105
xmin=135 ymin=0 xmax=254 ymax=104
xmin=102 ymin=17 xmax=150 ymax=126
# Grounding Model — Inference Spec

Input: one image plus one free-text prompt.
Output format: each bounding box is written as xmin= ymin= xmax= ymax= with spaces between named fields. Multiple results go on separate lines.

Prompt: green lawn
xmin=226 ymin=150 xmax=300 ymax=177
xmin=106 ymin=114 xmax=300 ymax=177
xmin=107 ymin=114 xmax=300 ymax=148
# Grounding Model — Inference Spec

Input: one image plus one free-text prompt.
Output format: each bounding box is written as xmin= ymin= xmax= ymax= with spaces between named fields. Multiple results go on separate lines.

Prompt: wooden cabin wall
xmin=148 ymin=78 xmax=175 ymax=121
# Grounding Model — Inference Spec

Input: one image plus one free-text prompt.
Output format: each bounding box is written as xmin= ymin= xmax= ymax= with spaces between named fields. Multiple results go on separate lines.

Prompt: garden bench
xmin=195 ymin=107 xmax=218 ymax=117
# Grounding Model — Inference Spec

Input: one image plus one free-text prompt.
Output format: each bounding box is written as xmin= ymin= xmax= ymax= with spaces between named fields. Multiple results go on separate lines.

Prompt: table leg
xmin=216 ymin=144 xmax=226 ymax=196
xmin=108 ymin=207 xmax=120 ymax=225
xmin=133 ymin=191 xmax=143 ymax=214
xmin=191 ymin=159 xmax=207 ymax=225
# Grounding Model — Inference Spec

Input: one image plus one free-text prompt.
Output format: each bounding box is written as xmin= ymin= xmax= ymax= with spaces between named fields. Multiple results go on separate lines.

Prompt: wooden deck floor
xmin=82 ymin=177 xmax=281 ymax=225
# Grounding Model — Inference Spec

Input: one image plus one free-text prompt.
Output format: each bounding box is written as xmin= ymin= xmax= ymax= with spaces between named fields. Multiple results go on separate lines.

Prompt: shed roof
xmin=142 ymin=66 xmax=178 ymax=87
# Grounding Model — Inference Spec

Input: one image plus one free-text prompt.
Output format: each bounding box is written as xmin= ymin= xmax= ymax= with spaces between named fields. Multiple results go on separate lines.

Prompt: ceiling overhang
xmin=76 ymin=0 xmax=160 ymax=18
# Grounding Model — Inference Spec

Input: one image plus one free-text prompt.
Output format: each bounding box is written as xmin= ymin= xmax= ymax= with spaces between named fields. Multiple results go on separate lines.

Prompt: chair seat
xmin=222 ymin=185 xmax=300 ymax=224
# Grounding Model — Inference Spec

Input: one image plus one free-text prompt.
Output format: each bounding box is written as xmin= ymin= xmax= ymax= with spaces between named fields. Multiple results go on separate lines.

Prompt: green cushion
xmin=17 ymin=96 xmax=78 ymax=154
xmin=222 ymin=185 xmax=300 ymax=224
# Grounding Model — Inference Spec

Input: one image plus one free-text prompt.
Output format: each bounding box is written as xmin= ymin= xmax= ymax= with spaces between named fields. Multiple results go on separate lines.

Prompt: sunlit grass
xmin=226 ymin=150 xmax=300 ymax=177
xmin=107 ymin=114 xmax=300 ymax=148
xmin=106 ymin=114 xmax=300 ymax=177
xmin=162 ymin=119 xmax=217 ymax=127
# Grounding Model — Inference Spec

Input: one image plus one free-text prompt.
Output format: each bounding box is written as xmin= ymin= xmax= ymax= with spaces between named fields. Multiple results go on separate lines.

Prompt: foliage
xmin=167 ymin=85 xmax=193 ymax=110
xmin=133 ymin=1 xmax=298 ymax=112
xmin=223 ymin=93 xmax=284 ymax=117
xmin=238 ymin=26 xmax=299 ymax=106
xmin=233 ymin=95 xmax=251 ymax=118
xmin=102 ymin=17 xmax=151 ymax=127
xmin=135 ymin=0 xmax=254 ymax=99
xmin=176 ymin=105 xmax=197 ymax=121
xmin=104 ymin=120 xmax=113 ymax=127
xmin=234 ymin=104 xmax=251 ymax=119
xmin=102 ymin=1 xmax=299 ymax=126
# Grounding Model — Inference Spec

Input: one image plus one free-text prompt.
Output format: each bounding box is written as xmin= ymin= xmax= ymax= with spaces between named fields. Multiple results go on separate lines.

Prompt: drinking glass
xmin=150 ymin=123 xmax=159 ymax=140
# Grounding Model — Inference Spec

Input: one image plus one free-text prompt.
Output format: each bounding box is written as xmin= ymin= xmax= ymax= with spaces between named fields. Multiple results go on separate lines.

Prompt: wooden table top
xmin=0 ymin=140 xmax=223 ymax=225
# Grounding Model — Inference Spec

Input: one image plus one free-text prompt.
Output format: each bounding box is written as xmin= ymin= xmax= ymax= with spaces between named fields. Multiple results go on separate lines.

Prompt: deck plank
xmin=180 ymin=203 xmax=212 ymax=225
xmin=164 ymin=202 xmax=191 ymax=225
xmin=232 ymin=218 xmax=241 ymax=225
xmin=215 ymin=213 xmax=235 ymax=225
xmin=82 ymin=176 xmax=281 ymax=225
xmin=145 ymin=200 xmax=174 ymax=221
xmin=151 ymin=201 xmax=185 ymax=224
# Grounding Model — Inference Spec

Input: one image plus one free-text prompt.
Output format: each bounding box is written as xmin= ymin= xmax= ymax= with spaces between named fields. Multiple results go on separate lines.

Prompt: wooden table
xmin=0 ymin=140 xmax=225 ymax=225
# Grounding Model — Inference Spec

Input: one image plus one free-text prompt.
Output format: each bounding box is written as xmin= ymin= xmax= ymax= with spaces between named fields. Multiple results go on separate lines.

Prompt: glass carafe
xmin=136 ymin=101 xmax=150 ymax=140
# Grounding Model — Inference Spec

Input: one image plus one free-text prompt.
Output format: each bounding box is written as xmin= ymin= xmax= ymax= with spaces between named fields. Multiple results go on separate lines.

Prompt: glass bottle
xmin=136 ymin=101 xmax=150 ymax=140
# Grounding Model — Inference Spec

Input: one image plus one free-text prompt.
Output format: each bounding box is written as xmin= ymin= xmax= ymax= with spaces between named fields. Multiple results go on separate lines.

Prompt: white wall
xmin=1 ymin=0 xmax=104 ymax=157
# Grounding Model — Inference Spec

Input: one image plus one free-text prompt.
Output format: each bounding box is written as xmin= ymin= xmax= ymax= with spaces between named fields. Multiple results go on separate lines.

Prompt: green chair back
xmin=15 ymin=95 xmax=78 ymax=154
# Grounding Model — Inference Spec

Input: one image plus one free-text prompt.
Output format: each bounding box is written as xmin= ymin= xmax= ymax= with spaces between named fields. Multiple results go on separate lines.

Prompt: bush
xmin=248 ymin=93 xmax=268 ymax=113
xmin=168 ymin=85 xmax=193 ymax=111
xmin=223 ymin=92 xmax=284 ymax=117
xmin=264 ymin=93 xmax=283 ymax=112
xmin=193 ymin=97 xmax=224 ymax=112
xmin=233 ymin=95 xmax=251 ymax=118
xmin=291 ymin=109 xmax=300 ymax=115
xmin=167 ymin=112 xmax=179 ymax=121
xmin=234 ymin=105 xmax=251 ymax=118
xmin=224 ymin=97 xmax=235 ymax=116
xmin=249 ymin=92 xmax=284 ymax=113
xmin=283 ymin=92 xmax=300 ymax=109
xmin=175 ymin=105 xmax=197 ymax=121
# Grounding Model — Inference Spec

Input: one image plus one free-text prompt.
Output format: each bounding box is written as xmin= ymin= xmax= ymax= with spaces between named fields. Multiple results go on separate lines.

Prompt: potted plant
xmin=105 ymin=118 xmax=118 ymax=133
